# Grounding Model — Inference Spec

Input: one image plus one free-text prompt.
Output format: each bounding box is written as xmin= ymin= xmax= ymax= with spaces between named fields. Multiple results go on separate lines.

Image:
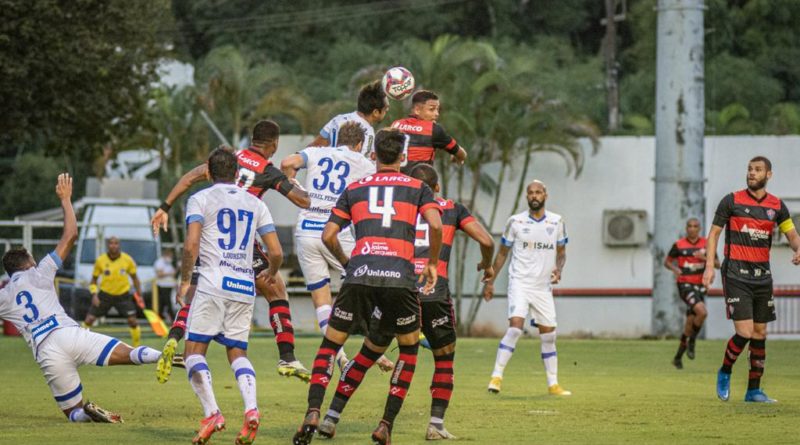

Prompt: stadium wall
xmin=264 ymin=135 xmax=800 ymax=339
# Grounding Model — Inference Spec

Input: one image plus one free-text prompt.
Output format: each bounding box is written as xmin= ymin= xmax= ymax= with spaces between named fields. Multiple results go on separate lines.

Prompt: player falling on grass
xmin=0 ymin=174 xmax=162 ymax=423
xmin=179 ymin=148 xmax=283 ymax=444
xmin=391 ymin=90 xmax=467 ymax=175
xmin=308 ymin=80 xmax=389 ymax=157
xmin=152 ymin=120 xmax=311 ymax=383
xmin=704 ymin=156 xmax=800 ymax=403
xmin=281 ymin=121 xmax=394 ymax=373
xmin=483 ymin=180 xmax=571 ymax=396
xmin=664 ymin=218 xmax=719 ymax=369
xmin=314 ymin=164 xmax=494 ymax=441
xmin=292 ymin=128 xmax=443 ymax=445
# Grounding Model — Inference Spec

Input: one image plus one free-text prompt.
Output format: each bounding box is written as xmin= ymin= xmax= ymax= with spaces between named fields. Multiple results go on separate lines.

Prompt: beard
xmin=528 ymin=198 xmax=545 ymax=211
xmin=747 ymin=176 xmax=767 ymax=191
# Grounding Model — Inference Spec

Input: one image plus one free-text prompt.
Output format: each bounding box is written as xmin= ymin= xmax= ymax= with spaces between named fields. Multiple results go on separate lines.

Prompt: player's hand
xmin=702 ymin=268 xmax=715 ymax=288
xmin=450 ymin=155 xmax=464 ymax=165
xmin=91 ymin=294 xmax=100 ymax=307
xmin=478 ymin=262 xmax=495 ymax=283
xmin=151 ymin=209 xmax=169 ymax=237
xmin=132 ymin=291 xmax=145 ymax=310
xmin=55 ymin=173 xmax=73 ymax=201
xmin=550 ymin=269 xmax=562 ymax=284
xmin=792 ymin=250 xmax=800 ymax=265
xmin=175 ymin=294 xmax=185 ymax=308
xmin=482 ymin=282 xmax=495 ymax=301
xmin=420 ymin=263 xmax=438 ymax=295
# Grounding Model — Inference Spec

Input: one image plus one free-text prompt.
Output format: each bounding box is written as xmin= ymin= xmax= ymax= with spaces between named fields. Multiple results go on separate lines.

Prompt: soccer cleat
xmin=172 ymin=352 xmax=186 ymax=369
xmin=687 ymin=341 xmax=696 ymax=360
xmin=716 ymin=368 xmax=731 ymax=401
xmin=548 ymin=384 xmax=572 ymax=396
xmin=235 ymin=408 xmax=261 ymax=445
xmin=83 ymin=401 xmax=123 ymax=424
xmin=425 ymin=423 xmax=457 ymax=440
xmin=744 ymin=389 xmax=777 ymax=403
xmin=672 ymin=357 xmax=683 ymax=370
xmin=293 ymin=409 xmax=319 ymax=445
xmin=317 ymin=415 xmax=338 ymax=439
xmin=192 ymin=411 xmax=225 ymax=444
xmin=371 ymin=420 xmax=392 ymax=445
xmin=156 ymin=338 xmax=178 ymax=383
xmin=335 ymin=350 xmax=349 ymax=372
xmin=419 ymin=333 xmax=432 ymax=350
xmin=278 ymin=360 xmax=311 ymax=383
xmin=377 ymin=355 xmax=395 ymax=373
xmin=487 ymin=376 xmax=502 ymax=394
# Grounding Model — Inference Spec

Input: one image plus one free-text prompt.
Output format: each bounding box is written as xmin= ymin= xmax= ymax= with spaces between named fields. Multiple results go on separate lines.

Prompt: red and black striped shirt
xmin=413 ymin=198 xmax=475 ymax=301
xmin=329 ymin=170 xmax=440 ymax=289
xmin=391 ymin=115 xmax=459 ymax=175
xmin=235 ymin=148 xmax=292 ymax=199
xmin=713 ymin=189 xmax=792 ymax=283
xmin=666 ymin=237 xmax=707 ymax=285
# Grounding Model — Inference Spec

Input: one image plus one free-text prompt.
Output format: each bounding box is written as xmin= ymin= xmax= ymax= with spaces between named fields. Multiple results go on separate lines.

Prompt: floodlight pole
xmin=653 ymin=0 xmax=706 ymax=336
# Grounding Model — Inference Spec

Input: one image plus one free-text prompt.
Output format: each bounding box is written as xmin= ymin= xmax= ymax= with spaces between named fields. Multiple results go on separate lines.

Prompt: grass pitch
xmin=1 ymin=334 xmax=799 ymax=444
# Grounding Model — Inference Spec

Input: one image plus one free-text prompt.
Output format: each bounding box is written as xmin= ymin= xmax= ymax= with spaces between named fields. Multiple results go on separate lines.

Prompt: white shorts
xmin=295 ymin=235 xmax=355 ymax=291
xmin=507 ymin=283 xmax=557 ymax=328
xmin=36 ymin=327 xmax=123 ymax=409
xmin=186 ymin=291 xmax=253 ymax=350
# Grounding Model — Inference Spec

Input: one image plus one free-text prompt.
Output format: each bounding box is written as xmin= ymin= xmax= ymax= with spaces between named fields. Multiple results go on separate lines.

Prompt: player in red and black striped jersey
xmin=391 ymin=90 xmax=467 ymax=175
xmin=664 ymin=218 xmax=718 ymax=369
xmin=151 ymin=120 xmax=313 ymax=382
xmin=315 ymin=164 xmax=494 ymax=441
xmin=293 ymin=128 xmax=444 ymax=445
xmin=704 ymin=156 xmax=800 ymax=403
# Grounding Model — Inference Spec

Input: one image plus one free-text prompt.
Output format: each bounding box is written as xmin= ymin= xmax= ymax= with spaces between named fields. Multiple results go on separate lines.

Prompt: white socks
xmin=540 ymin=331 xmax=559 ymax=387
xmin=69 ymin=407 xmax=91 ymax=422
xmin=185 ymin=354 xmax=219 ymax=417
xmin=130 ymin=346 xmax=161 ymax=364
xmin=231 ymin=357 xmax=258 ymax=412
xmin=492 ymin=327 xmax=523 ymax=378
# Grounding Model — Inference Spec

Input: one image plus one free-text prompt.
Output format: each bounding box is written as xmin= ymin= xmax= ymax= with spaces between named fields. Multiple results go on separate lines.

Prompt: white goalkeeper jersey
xmin=185 ymin=183 xmax=275 ymax=304
xmin=501 ymin=210 xmax=568 ymax=289
xmin=295 ymin=145 xmax=375 ymax=239
xmin=0 ymin=252 xmax=78 ymax=357
xmin=319 ymin=111 xmax=375 ymax=157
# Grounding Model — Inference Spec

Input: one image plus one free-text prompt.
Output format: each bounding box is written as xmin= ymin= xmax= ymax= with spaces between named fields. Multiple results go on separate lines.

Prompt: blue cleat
xmin=744 ymin=389 xmax=777 ymax=403
xmin=716 ymin=368 xmax=731 ymax=401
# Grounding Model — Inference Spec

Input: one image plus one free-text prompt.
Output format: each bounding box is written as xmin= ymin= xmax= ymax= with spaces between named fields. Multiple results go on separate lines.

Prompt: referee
xmin=82 ymin=236 xmax=143 ymax=347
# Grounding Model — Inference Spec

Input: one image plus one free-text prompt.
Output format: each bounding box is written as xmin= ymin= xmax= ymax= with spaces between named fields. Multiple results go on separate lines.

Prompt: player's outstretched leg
xmin=157 ymin=302 xmax=191 ymax=383
xmin=83 ymin=401 xmax=123 ymax=423
xmin=488 ymin=326 xmax=522 ymax=393
xmin=260 ymin=275 xmax=310 ymax=382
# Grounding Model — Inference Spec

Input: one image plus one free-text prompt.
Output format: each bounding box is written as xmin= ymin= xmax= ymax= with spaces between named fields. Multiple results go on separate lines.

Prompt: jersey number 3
xmin=15 ymin=291 xmax=39 ymax=323
xmin=313 ymin=157 xmax=350 ymax=194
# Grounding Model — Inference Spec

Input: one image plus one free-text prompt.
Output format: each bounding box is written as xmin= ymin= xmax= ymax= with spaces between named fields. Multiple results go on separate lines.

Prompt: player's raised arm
xmin=306 ymin=134 xmax=330 ymax=148
xmin=54 ymin=173 xmax=78 ymax=261
xmin=151 ymin=163 xmax=209 ymax=236
xmin=280 ymin=153 xmax=306 ymax=179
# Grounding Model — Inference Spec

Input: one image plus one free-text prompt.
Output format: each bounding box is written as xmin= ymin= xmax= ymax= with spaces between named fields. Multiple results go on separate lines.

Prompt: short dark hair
xmin=409 ymin=164 xmax=439 ymax=189
xmin=374 ymin=128 xmax=406 ymax=165
xmin=3 ymin=247 xmax=32 ymax=276
xmin=337 ymin=121 xmax=366 ymax=149
xmin=357 ymin=81 xmax=387 ymax=115
xmin=252 ymin=120 xmax=280 ymax=145
xmin=207 ymin=147 xmax=238 ymax=182
xmin=749 ymin=156 xmax=772 ymax=171
xmin=412 ymin=90 xmax=438 ymax=106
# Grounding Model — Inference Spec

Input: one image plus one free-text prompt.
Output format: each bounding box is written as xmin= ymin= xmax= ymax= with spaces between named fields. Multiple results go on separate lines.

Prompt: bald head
xmin=686 ymin=218 xmax=701 ymax=239
xmin=526 ymin=180 xmax=548 ymax=213
xmin=106 ymin=236 xmax=121 ymax=256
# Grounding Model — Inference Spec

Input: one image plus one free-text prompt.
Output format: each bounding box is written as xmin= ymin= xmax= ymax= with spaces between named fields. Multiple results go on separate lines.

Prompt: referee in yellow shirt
xmin=82 ymin=236 xmax=143 ymax=346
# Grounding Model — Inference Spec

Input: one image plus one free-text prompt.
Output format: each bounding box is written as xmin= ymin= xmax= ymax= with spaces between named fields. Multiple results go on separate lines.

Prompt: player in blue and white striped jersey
xmin=307 ymin=80 xmax=389 ymax=158
xmin=179 ymin=148 xmax=283 ymax=445
xmin=0 ymin=174 xmax=162 ymax=423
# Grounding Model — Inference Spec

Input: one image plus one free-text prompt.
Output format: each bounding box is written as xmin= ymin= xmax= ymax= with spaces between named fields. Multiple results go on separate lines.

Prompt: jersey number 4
xmin=217 ymin=208 xmax=254 ymax=250
xmin=368 ymin=186 xmax=397 ymax=228
xmin=15 ymin=291 xmax=39 ymax=323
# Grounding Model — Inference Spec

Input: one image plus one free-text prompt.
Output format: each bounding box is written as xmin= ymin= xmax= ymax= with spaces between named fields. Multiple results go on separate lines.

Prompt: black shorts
xmin=420 ymin=296 xmax=457 ymax=349
xmin=677 ymin=283 xmax=706 ymax=314
xmin=89 ymin=291 xmax=137 ymax=318
xmin=328 ymin=283 xmax=421 ymax=342
xmin=722 ymin=276 xmax=776 ymax=323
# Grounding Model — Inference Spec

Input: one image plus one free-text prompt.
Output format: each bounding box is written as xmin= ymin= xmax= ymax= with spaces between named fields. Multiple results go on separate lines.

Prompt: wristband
xmin=159 ymin=201 xmax=171 ymax=212
xmin=89 ymin=284 xmax=98 ymax=294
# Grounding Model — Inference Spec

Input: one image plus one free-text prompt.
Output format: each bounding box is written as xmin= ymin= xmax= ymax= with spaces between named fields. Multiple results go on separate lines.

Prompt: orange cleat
xmin=192 ymin=411 xmax=225 ymax=444
xmin=235 ymin=409 xmax=261 ymax=445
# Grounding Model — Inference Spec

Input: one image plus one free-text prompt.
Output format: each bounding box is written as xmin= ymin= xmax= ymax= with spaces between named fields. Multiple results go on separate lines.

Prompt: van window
xmin=80 ymin=239 xmax=158 ymax=267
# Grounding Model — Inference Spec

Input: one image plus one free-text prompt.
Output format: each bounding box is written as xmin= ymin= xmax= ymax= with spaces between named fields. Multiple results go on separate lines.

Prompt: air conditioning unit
xmin=603 ymin=209 xmax=648 ymax=247
xmin=774 ymin=214 xmax=800 ymax=246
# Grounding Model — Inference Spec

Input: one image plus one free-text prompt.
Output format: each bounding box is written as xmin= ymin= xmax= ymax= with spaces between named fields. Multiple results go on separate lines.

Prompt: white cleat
xmin=426 ymin=424 xmax=457 ymax=440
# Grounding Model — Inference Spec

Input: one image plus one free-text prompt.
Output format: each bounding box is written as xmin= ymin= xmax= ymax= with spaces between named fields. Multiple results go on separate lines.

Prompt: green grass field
xmin=1 ymin=334 xmax=799 ymax=444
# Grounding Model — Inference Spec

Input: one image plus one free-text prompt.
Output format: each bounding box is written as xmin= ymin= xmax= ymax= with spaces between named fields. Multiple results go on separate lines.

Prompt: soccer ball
xmin=382 ymin=67 xmax=415 ymax=101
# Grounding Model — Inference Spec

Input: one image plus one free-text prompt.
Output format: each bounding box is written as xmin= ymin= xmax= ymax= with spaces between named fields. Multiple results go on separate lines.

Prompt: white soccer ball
xmin=382 ymin=67 xmax=415 ymax=101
